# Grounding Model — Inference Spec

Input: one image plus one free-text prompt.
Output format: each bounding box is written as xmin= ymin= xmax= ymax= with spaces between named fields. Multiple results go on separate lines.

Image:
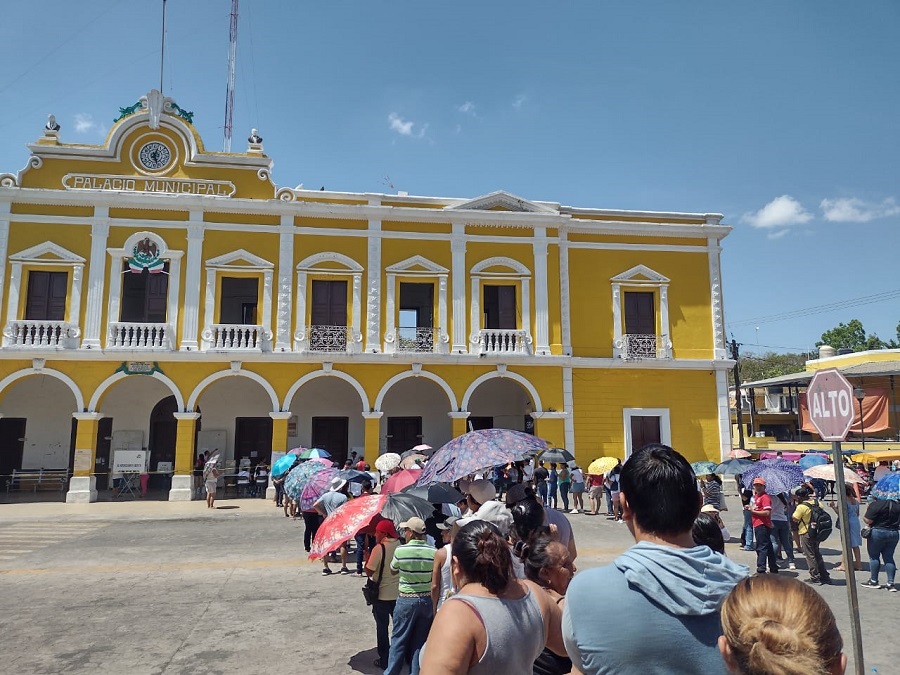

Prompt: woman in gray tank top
xmin=420 ymin=521 xmax=568 ymax=674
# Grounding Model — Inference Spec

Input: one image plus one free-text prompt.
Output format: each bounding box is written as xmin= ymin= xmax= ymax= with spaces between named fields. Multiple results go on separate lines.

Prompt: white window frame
xmin=201 ymin=249 xmax=274 ymax=350
xmin=294 ymin=252 xmax=363 ymax=353
xmin=622 ymin=407 xmax=672 ymax=459
xmin=469 ymin=256 xmax=532 ymax=348
xmin=383 ymin=255 xmax=449 ymax=354
xmin=610 ymin=264 xmax=671 ymax=359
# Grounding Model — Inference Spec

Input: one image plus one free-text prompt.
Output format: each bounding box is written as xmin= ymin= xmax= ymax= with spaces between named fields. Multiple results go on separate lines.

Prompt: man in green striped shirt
xmin=384 ymin=517 xmax=435 ymax=675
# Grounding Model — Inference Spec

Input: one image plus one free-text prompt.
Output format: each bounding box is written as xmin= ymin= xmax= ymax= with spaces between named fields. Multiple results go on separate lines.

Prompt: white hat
xmin=458 ymin=501 xmax=514 ymax=537
xmin=330 ymin=477 xmax=347 ymax=492
xmin=464 ymin=479 xmax=496 ymax=506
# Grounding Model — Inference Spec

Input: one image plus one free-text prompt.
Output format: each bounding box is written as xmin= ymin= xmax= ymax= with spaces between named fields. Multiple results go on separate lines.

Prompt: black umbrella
xmin=402 ymin=482 xmax=465 ymax=504
xmin=539 ymin=448 xmax=575 ymax=464
xmin=338 ymin=469 xmax=372 ymax=483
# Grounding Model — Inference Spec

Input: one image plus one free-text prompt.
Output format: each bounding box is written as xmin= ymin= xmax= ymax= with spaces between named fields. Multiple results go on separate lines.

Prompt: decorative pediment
xmin=206 ymin=249 xmax=273 ymax=269
xmin=9 ymin=241 xmax=85 ymax=263
xmin=385 ymin=255 xmax=448 ymax=275
xmin=444 ymin=190 xmax=557 ymax=214
xmin=471 ymin=256 xmax=531 ymax=276
xmin=610 ymin=264 xmax=669 ymax=284
xmin=296 ymin=252 xmax=363 ymax=272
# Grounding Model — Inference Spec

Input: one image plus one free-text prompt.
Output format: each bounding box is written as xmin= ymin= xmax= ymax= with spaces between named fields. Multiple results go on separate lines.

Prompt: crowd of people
xmin=266 ymin=442 xmax=898 ymax=674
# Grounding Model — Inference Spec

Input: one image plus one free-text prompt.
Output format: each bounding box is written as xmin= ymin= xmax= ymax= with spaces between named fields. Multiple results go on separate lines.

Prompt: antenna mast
xmin=159 ymin=0 xmax=168 ymax=92
xmin=223 ymin=0 xmax=239 ymax=152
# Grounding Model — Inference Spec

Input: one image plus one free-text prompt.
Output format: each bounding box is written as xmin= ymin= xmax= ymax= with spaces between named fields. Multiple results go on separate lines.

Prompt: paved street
xmin=0 ymin=492 xmax=894 ymax=674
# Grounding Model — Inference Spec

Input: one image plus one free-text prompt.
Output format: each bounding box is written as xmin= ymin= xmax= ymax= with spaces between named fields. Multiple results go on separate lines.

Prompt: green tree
xmin=737 ymin=351 xmax=807 ymax=385
xmin=816 ymin=319 xmax=890 ymax=352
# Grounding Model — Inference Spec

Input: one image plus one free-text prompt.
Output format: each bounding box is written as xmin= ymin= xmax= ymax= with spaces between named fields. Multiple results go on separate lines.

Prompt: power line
xmin=727 ymin=288 xmax=900 ymax=328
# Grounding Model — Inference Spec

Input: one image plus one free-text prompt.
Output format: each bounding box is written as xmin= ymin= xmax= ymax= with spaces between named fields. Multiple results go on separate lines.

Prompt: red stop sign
xmin=806 ymin=368 xmax=855 ymax=441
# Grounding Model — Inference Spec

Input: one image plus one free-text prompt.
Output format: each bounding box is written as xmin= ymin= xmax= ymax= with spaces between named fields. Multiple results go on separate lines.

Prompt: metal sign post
xmin=806 ymin=369 xmax=864 ymax=674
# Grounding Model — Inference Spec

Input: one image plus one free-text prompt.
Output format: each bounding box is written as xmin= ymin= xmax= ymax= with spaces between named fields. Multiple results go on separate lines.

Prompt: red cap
xmin=752 ymin=477 xmax=766 ymax=486
xmin=375 ymin=520 xmax=399 ymax=538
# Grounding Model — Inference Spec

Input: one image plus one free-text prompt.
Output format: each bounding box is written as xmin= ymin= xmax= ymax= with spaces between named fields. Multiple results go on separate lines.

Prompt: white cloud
xmin=456 ymin=101 xmax=476 ymax=116
xmin=741 ymin=195 xmax=813 ymax=229
xmin=767 ymin=229 xmax=790 ymax=240
xmin=388 ymin=112 xmax=426 ymax=139
xmin=73 ymin=113 xmax=96 ymax=134
xmin=512 ymin=94 xmax=526 ymax=110
xmin=820 ymin=197 xmax=900 ymax=223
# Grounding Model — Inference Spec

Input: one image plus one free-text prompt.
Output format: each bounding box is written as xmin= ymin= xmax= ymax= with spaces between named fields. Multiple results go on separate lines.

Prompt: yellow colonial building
xmin=0 ymin=90 xmax=733 ymax=502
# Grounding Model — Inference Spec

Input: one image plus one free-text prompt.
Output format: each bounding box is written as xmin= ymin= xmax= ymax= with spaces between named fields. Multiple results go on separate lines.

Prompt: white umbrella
xmin=803 ymin=464 xmax=865 ymax=485
xmin=375 ymin=453 xmax=401 ymax=472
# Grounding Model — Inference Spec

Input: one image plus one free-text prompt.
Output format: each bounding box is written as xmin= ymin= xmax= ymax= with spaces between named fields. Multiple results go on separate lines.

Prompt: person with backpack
xmin=746 ymin=477 xmax=779 ymax=575
xmin=792 ymin=485 xmax=832 ymax=585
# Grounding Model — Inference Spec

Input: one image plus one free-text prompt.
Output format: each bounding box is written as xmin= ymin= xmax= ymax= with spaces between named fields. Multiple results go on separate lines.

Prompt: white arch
xmin=283 ymin=369 xmax=370 ymax=412
xmin=460 ymin=371 xmax=543 ymax=413
xmin=296 ymin=251 xmax=364 ymax=272
xmin=470 ymin=256 xmax=531 ymax=276
xmin=187 ymin=369 xmax=280 ymax=413
xmin=374 ymin=369 xmax=459 ymax=412
xmin=0 ymin=368 xmax=85 ymax=412
xmin=89 ymin=371 xmax=185 ymax=412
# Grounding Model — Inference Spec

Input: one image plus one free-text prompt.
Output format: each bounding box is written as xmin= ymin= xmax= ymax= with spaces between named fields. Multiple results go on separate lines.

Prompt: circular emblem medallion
xmin=138 ymin=141 xmax=171 ymax=171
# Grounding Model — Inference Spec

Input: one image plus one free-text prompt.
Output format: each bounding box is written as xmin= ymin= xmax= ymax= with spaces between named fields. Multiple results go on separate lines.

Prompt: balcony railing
xmin=477 ymin=329 xmax=531 ymax=355
xmin=204 ymin=324 xmax=270 ymax=351
xmin=4 ymin=320 xmax=78 ymax=348
xmin=396 ymin=327 xmax=439 ymax=353
xmin=108 ymin=322 xmax=171 ymax=349
xmin=618 ymin=333 xmax=671 ymax=360
xmin=303 ymin=324 xmax=352 ymax=352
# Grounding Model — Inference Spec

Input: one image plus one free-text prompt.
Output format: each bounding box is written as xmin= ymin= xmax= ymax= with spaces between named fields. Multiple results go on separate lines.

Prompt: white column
xmin=201 ymin=268 xmax=216 ymax=350
xmin=384 ymin=274 xmax=396 ymax=353
xmin=521 ymin=277 xmax=531 ymax=351
xmin=451 ymin=224 xmax=468 ymax=353
xmin=262 ymin=268 xmax=273 ymax=347
xmin=715 ymin=369 xmax=733 ymax=461
xmin=81 ymin=215 xmax=110 ymax=349
xmin=659 ymin=285 xmax=671 ymax=358
xmin=351 ymin=273 xmax=362 ymax=352
xmin=562 ymin=366 xmax=576 ymax=453
xmin=69 ymin=264 xmax=84 ymax=345
xmin=558 ymin=230 xmax=572 ymax=356
xmin=4 ymin=262 xmax=22 ymax=343
xmin=294 ymin=270 xmax=307 ymax=350
xmin=437 ymin=275 xmax=449 ymax=353
xmin=708 ymin=236 xmax=727 ymax=360
xmin=179 ymin=218 xmax=204 ymax=351
xmin=469 ymin=276 xmax=480 ymax=350
xmin=611 ymin=283 xmax=622 ymax=358
xmin=275 ymin=216 xmax=294 ymax=351
xmin=105 ymin=252 xmax=124 ymax=348
xmin=365 ymin=217 xmax=382 ymax=353
xmin=165 ymin=253 xmax=182 ymax=350
xmin=532 ymin=227 xmax=550 ymax=355
xmin=0 ymin=204 xmax=10 ymax=330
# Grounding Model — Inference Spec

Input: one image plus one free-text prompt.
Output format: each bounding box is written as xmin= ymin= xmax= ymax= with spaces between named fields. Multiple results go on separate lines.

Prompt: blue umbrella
xmin=271 ymin=453 xmax=299 ymax=478
xmin=416 ymin=429 xmax=548 ymax=486
xmin=298 ymin=447 xmax=331 ymax=460
xmin=799 ymin=454 xmax=828 ymax=470
xmin=871 ymin=473 xmax=900 ymax=501
xmin=691 ymin=461 xmax=718 ymax=476
xmin=740 ymin=459 xmax=806 ymax=494
xmin=714 ymin=458 xmax=754 ymax=475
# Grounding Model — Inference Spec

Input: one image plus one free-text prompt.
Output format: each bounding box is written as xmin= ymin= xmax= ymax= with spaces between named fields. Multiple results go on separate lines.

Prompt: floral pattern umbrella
xmin=309 ymin=492 xmax=435 ymax=560
xmin=283 ymin=461 xmax=331 ymax=501
xmin=740 ymin=459 xmax=806 ymax=495
xmin=374 ymin=453 xmax=402 ymax=472
xmin=382 ymin=468 xmax=421 ymax=495
xmin=299 ymin=468 xmax=340 ymax=511
xmin=691 ymin=461 xmax=719 ymax=476
xmin=400 ymin=454 xmax=427 ymax=470
xmin=871 ymin=473 xmax=900 ymax=501
xmin=587 ymin=457 xmax=619 ymax=475
xmin=416 ymin=429 xmax=548 ymax=486
xmin=803 ymin=464 xmax=865 ymax=485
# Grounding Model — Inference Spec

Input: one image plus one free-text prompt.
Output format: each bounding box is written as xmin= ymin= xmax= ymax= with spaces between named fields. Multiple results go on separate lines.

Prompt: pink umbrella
xmin=381 ymin=468 xmax=421 ymax=495
xmin=729 ymin=448 xmax=751 ymax=459
xmin=289 ymin=446 xmax=306 ymax=455
xmin=299 ymin=468 xmax=340 ymax=511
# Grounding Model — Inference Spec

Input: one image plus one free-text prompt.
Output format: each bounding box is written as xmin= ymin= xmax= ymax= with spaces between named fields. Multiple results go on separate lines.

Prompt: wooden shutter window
xmin=25 ymin=271 xmax=68 ymax=321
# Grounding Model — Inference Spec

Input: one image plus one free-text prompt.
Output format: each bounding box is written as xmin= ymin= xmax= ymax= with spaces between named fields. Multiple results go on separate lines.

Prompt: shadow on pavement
xmin=214 ymin=505 xmax=240 ymax=510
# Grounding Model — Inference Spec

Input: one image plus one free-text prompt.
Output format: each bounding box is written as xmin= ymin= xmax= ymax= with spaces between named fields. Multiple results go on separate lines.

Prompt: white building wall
xmin=1 ymin=376 xmax=77 ymax=469
xmin=380 ymin=378 xmax=453 ymax=450
xmin=288 ymin=378 xmax=365 ymax=451
xmin=197 ymin=379 xmax=274 ymax=462
xmin=467 ymin=378 xmax=530 ymax=431
xmin=100 ymin=377 xmax=174 ymax=450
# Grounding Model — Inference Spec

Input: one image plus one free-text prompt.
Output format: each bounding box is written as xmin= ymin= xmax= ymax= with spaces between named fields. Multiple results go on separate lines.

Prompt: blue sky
xmin=1 ymin=1 xmax=898 ymax=356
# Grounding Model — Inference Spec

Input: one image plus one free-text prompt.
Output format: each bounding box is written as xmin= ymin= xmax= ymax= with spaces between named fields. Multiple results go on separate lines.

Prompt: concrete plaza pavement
xmin=0 ymin=491 xmax=895 ymax=674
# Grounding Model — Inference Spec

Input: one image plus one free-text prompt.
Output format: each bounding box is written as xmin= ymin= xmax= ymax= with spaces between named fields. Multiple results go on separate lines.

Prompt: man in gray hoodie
xmin=563 ymin=444 xmax=748 ymax=674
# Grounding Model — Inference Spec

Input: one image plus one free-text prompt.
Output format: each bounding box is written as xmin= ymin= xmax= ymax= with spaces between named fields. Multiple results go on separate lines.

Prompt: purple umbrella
xmin=740 ymin=459 xmax=806 ymax=495
xmin=283 ymin=461 xmax=330 ymax=501
xmin=299 ymin=468 xmax=340 ymax=511
xmin=416 ymin=429 xmax=548 ymax=486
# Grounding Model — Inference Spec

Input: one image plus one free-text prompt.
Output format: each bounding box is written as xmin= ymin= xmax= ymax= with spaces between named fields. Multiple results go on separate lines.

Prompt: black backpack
xmin=807 ymin=499 xmax=833 ymax=542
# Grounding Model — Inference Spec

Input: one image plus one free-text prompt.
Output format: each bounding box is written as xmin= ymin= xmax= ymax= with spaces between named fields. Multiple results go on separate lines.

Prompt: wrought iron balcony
xmin=476 ymin=329 xmax=531 ymax=355
xmin=302 ymin=324 xmax=352 ymax=352
xmin=4 ymin=320 xmax=79 ymax=348
xmin=203 ymin=324 xmax=270 ymax=351
xmin=108 ymin=322 xmax=171 ymax=350
xmin=396 ymin=327 xmax=439 ymax=353
xmin=617 ymin=333 xmax=672 ymax=360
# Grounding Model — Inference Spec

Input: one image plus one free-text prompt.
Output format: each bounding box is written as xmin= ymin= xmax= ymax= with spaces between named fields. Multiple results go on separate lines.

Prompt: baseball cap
xmin=436 ymin=516 xmax=459 ymax=530
xmin=505 ymin=483 xmax=536 ymax=506
xmin=464 ymin=479 xmax=496 ymax=505
xmin=375 ymin=520 xmax=399 ymax=538
xmin=752 ymin=477 xmax=766 ymax=486
xmin=399 ymin=516 xmax=426 ymax=534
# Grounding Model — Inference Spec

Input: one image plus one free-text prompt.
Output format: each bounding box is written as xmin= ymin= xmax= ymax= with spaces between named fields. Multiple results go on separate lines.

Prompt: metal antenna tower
xmin=223 ymin=0 xmax=239 ymax=152
xmin=159 ymin=0 xmax=168 ymax=92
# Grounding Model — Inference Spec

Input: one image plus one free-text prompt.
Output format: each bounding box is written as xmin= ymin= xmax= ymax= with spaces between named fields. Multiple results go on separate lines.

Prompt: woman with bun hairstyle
xmin=420 ymin=520 xmax=566 ymax=675
xmin=718 ymin=575 xmax=846 ymax=675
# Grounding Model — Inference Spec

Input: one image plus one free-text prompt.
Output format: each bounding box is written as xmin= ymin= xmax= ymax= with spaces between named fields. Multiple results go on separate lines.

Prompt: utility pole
xmin=731 ymin=338 xmax=746 ymax=450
